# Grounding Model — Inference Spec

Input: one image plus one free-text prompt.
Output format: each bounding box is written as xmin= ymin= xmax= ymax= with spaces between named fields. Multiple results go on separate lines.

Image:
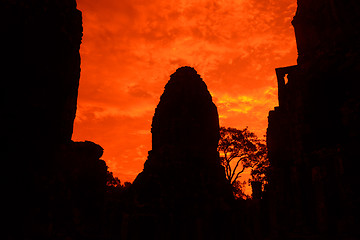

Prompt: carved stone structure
xmin=130 ymin=67 xmax=234 ymax=240
xmin=2 ymin=1 xmax=107 ymax=239
xmin=2 ymin=0 xmax=82 ymax=145
xmin=267 ymin=1 xmax=360 ymax=238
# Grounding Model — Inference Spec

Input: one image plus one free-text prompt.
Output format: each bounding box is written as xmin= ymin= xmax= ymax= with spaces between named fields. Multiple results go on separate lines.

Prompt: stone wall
xmin=267 ymin=0 xmax=360 ymax=238
xmin=2 ymin=1 xmax=107 ymax=239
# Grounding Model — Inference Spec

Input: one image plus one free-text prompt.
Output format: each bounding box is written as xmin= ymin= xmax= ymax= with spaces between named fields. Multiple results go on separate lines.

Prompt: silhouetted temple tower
xmin=130 ymin=66 xmax=233 ymax=240
xmin=149 ymin=66 xmax=221 ymax=169
xmin=134 ymin=66 xmax=232 ymax=205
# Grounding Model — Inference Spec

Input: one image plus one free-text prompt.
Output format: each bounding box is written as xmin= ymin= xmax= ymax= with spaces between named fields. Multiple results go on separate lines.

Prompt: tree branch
xmin=230 ymin=158 xmax=242 ymax=182
xmin=231 ymin=165 xmax=246 ymax=185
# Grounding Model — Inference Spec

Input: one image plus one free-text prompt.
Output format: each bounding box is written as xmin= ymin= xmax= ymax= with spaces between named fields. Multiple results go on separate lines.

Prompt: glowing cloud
xmin=73 ymin=0 xmax=297 ymax=182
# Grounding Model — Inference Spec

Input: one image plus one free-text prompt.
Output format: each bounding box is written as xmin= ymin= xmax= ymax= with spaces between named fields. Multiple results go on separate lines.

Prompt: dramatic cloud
xmin=73 ymin=0 xmax=297 ymax=183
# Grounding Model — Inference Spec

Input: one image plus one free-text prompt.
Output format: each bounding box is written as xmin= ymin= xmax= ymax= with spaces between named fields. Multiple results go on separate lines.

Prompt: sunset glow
xmin=73 ymin=0 xmax=298 ymax=184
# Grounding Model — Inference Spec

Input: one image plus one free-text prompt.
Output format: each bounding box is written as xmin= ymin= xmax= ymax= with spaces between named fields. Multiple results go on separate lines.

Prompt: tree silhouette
xmin=106 ymin=170 xmax=121 ymax=188
xmin=250 ymin=140 xmax=269 ymax=185
xmin=105 ymin=170 xmax=132 ymax=193
xmin=218 ymin=126 xmax=268 ymax=197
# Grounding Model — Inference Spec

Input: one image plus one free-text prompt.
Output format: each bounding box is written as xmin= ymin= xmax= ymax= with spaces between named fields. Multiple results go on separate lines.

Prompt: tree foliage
xmin=105 ymin=170 xmax=132 ymax=193
xmin=106 ymin=171 xmax=121 ymax=188
xmin=218 ymin=126 xmax=269 ymax=198
xmin=250 ymin=142 xmax=270 ymax=185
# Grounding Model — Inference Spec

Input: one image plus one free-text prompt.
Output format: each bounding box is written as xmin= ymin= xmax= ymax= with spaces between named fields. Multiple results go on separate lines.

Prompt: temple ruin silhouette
xmin=128 ymin=66 xmax=234 ymax=240
xmin=266 ymin=0 xmax=360 ymax=238
xmin=3 ymin=1 xmax=107 ymax=239
xmin=3 ymin=0 xmax=360 ymax=239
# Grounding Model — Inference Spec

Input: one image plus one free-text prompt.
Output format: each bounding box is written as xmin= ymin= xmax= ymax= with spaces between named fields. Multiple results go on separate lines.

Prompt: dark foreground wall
xmin=2 ymin=0 xmax=82 ymax=145
xmin=267 ymin=0 xmax=360 ymax=239
xmin=2 ymin=1 xmax=107 ymax=239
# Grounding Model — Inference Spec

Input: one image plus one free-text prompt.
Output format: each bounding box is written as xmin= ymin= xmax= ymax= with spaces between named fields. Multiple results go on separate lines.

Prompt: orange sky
xmin=73 ymin=0 xmax=298 ymax=185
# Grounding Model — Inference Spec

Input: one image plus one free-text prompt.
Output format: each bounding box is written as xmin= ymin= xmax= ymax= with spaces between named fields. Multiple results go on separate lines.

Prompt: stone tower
xmin=130 ymin=66 xmax=233 ymax=240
